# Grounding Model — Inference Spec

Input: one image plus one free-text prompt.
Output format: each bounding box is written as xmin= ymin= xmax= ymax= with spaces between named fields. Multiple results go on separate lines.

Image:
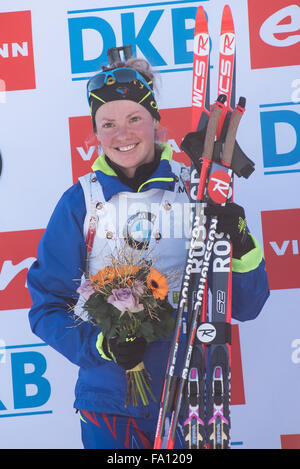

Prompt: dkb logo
xmin=0 ymin=344 xmax=51 ymax=418
xmin=260 ymin=102 xmax=300 ymax=175
xmin=67 ymin=2 xmax=209 ymax=78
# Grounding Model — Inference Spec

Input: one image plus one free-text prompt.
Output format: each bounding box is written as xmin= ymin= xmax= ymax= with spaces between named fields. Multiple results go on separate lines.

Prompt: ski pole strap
xmin=197 ymin=94 xmax=226 ymax=201
xmin=196 ymin=322 xmax=231 ymax=345
xmin=222 ymin=97 xmax=246 ymax=167
xmin=203 ymin=94 xmax=226 ymax=161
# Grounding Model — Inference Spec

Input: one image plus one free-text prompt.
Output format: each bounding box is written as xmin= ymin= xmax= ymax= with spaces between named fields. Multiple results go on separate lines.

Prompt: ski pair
xmin=154 ymin=5 xmax=253 ymax=449
xmin=162 ymin=95 xmax=245 ymax=450
xmin=183 ymin=5 xmax=237 ymax=450
xmin=153 ymin=94 xmax=245 ymax=449
xmin=182 ymin=96 xmax=246 ymax=450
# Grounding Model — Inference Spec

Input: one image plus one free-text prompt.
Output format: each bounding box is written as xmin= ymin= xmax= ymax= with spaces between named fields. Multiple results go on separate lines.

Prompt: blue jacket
xmin=27 ymin=152 xmax=270 ymax=418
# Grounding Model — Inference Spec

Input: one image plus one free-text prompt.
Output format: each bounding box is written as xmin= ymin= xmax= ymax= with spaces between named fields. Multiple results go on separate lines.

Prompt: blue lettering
xmin=172 ymin=7 xmax=197 ymax=64
xmin=0 ymin=400 xmax=7 ymax=410
xmin=11 ymin=352 xmax=51 ymax=409
xmin=260 ymin=110 xmax=300 ymax=168
xmin=68 ymin=16 xmax=116 ymax=73
xmin=121 ymin=10 xmax=166 ymax=66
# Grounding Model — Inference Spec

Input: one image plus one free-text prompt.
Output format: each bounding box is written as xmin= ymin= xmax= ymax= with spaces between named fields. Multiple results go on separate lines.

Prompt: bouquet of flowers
xmin=76 ymin=247 xmax=175 ymax=407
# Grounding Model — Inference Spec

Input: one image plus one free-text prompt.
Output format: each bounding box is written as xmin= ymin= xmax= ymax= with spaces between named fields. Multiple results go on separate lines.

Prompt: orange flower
xmin=91 ymin=266 xmax=117 ymax=287
xmin=118 ymin=265 xmax=140 ymax=279
xmin=147 ymin=268 xmax=168 ymax=300
xmin=91 ymin=265 xmax=140 ymax=288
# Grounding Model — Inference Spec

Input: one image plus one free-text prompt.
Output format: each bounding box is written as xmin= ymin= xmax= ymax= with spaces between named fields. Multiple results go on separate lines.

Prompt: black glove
xmin=204 ymin=202 xmax=255 ymax=259
xmin=103 ymin=336 xmax=147 ymax=370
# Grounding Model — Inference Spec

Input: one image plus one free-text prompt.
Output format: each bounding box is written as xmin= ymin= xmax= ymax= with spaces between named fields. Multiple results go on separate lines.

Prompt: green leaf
xmin=118 ymin=328 xmax=129 ymax=343
xmin=139 ymin=321 xmax=156 ymax=342
xmin=98 ymin=316 xmax=112 ymax=336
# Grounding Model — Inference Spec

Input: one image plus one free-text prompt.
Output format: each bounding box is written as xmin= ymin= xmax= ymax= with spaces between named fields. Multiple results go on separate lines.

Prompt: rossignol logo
xmin=212 ymin=232 xmax=231 ymax=273
xmin=194 ymin=217 xmax=218 ymax=309
xmin=197 ymin=322 xmax=217 ymax=343
xmin=220 ymin=33 xmax=235 ymax=56
xmin=195 ymin=32 xmax=209 ymax=56
xmin=0 ymin=230 xmax=44 ymax=310
xmin=248 ymin=0 xmax=300 ymax=69
xmin=0 ymin=11 xmax=36 ymax=91
xmin=261 ymin=208 xmax=300 ymax=290
xmin=207 ymin=169 xmax=232 ymax=205
xmin=67 ymin=1 xmax=210 ymax=79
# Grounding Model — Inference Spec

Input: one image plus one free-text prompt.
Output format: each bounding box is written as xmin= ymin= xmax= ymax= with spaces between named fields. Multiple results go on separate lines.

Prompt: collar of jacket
xmin=91 ymin=142 xmax=176 ymax=201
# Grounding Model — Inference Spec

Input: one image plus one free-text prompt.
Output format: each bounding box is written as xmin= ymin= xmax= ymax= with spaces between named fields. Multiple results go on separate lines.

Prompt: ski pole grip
xmin=222 ymin=97 xmax=246 ymax=166
xmin=202 ymin=94 xmax=226 ymax=161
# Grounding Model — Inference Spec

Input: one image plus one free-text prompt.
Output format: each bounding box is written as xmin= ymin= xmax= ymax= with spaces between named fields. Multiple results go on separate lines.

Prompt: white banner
xmin=0 ymin=0 xmax=299 ymax=449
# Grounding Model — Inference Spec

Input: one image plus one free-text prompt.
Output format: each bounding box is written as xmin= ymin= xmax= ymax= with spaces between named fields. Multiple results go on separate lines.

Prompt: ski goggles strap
xmin=87 ymin=67 xmax=154 ymax=100
xmin=87 ymin=66 xmax=160 ymax=131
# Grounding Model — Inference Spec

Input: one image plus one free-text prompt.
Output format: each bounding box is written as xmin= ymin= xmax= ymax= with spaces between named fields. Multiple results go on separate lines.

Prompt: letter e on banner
xmin=248 ymin=0 xmax=300 ymax=69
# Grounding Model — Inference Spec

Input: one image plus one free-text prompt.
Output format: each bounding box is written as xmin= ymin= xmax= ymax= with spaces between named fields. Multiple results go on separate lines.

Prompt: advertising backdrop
xmin=0 ymin=0 xmax=299 ymax=449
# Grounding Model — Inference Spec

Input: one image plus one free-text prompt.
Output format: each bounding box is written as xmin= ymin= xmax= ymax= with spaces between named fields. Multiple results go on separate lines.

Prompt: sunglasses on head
xmin=87 ymin=67 xmax=153 ymax=101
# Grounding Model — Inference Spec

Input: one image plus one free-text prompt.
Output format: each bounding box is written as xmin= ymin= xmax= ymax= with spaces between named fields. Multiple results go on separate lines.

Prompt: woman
xmin=27 ymin=50 xmax=269 ymax=449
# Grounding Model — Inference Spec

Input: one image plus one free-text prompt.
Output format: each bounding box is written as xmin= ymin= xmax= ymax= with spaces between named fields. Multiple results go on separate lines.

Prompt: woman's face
xmin=95 ymin=100 xmax=158 ymax=178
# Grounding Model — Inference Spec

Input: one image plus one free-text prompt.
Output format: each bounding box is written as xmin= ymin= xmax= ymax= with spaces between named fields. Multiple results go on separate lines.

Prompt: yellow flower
xmin=147 ymin=268 xmax=168 ymax=300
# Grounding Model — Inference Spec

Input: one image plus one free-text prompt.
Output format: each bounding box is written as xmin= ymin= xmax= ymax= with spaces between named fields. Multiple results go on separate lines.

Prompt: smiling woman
xmin=94 ymin=99 xmax=159 ymax=178
xmin=88 ymin=56 xmax=162 ymax=179
xmin=27 ymin=45 xmax=269 ymax=450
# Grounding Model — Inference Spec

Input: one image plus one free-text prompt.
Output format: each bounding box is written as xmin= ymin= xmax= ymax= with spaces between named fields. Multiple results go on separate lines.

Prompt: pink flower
xmin=107 ymin=288 xmax=144 ymax=314
xmin=77 ymin=280 xmax=95 ymax=301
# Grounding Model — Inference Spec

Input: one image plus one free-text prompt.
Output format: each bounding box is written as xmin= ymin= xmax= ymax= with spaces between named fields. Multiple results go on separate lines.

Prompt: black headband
xmin=89 ymin=73 xmax=160 ymax=132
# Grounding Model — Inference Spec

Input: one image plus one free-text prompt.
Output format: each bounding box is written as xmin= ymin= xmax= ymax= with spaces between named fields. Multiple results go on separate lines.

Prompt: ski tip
xmin=196 ymin=5 xmax=205 ymax=15
xmin=223 ymin=4 xmax=233 ymax=19
xmin=195 ymin=5 xmax=208 ymax=34
xmin=196 ymin=5 xmax=207 ymax=19
xmin=221 ymin=4 xmax=234 ymax=34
